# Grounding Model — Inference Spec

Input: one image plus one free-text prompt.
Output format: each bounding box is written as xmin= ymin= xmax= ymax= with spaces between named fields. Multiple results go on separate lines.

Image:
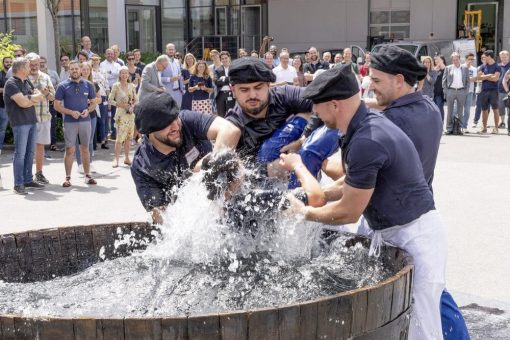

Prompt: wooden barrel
xmin=0 ymin=222 xmax=413 ymax=340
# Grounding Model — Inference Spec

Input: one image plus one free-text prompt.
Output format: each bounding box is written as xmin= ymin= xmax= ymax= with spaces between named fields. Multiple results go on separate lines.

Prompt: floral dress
xmin=108 ymin=82 xmax=137 ymax=142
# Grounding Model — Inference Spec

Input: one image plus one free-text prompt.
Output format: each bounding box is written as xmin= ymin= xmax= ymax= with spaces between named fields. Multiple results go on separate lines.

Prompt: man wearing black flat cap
xmin=367 ymin=45 xmax=470 ymax=340
xmin=221 ymin=57 xmax=339 ymax=185
xmin=280 ymin=65 xmax=448 ymax=340
xmin=130 ymin=91 xmax=239 ymax=224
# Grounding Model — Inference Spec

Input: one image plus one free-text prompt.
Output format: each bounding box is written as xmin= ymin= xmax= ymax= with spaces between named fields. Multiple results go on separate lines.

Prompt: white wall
xmin=268 ymin=0 xmax=369 ymax=53
xmin=107 ymin=1 xmax=127 ymax=52
xmin=36 ymin=0 xmax=56 ymax=70
xmin=410 ymin=0 xmax=457 ymax=41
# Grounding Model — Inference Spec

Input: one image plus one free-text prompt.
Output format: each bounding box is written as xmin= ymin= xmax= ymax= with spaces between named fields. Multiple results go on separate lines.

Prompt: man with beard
xmin=130 ymin=91 xmax=240 ymax=224
xmin=303 ymin=47 xmax=330 ymax=84
xmin=54 ymin=60 xmax=98 ymax=187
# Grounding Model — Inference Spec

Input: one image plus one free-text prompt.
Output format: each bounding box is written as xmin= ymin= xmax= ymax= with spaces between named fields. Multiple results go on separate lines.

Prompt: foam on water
xmin=0 ymin=173 xmax=394 ymax=318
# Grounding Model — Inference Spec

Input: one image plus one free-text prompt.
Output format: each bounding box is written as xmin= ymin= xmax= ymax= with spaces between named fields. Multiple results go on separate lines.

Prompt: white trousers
xmin=358 ymin=210 xmax=447 ymax=340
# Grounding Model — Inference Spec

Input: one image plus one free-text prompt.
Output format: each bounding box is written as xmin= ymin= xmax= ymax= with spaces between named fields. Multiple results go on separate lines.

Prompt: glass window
xmin=126 ymin=0 xmax=158 ymax=5
xmin=370 ymin=11 xmax=389 ymax=25
xmin=58 ymin=0 xmax=81 ymax=56
xmin=391 ymin=10 xmax=410 ymax=24
xmin=5 ymin=0 xmax=38 ymax=52
xmin=162 ymin=7 xmax=186 ymax=52
xmin=87 ymin=0 xmax=108 ymax=54
xmin=215 ymin=0 xmax=229 ymax=5
xmin=244 ymin=0 xmax=266 ymax=4
xmin=190 ymin=6 xmax=213 ymax=37
xmin=190 ymin=0 xmax=212 ymax=6
xmin=162 ymin=0 xmax=185 ymax=7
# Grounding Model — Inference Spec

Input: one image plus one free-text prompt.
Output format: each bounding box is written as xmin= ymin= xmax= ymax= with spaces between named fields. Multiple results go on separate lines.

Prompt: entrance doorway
xmin=467 ymin=2 xmax=498 ymax=51
xmin=126 ymin=5 xmax=157 ymax=53
xmin=241 ymin=5 xmax=261 ymax=53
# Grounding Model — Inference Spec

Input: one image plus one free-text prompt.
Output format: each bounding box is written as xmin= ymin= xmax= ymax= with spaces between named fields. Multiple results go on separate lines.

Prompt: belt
xmin=448 ymin=87 xmax=464 ymax=90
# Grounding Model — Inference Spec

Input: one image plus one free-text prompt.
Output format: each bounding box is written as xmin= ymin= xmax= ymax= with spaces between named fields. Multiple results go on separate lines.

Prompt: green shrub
xmin=0 ymin=31 xmax=21 ymax=71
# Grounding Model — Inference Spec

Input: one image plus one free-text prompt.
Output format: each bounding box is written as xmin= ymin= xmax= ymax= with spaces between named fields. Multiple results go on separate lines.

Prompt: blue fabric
xmin=0 ymin=107 xmax=8 ymax=150
xmin=463 ymin=92 xmax=473 ymax=129
xmin=288 ymin=125 xmax=340 ymax=189
xmin=12 ymin=124 xmax=36 ymax=186
xmin=109 ymin=105 xmax=117 ymax=138
xmin=49 ymin=104 xmax=58 ymax=145
xmin=480 ymin=63 xmax=500 ymax=91
xmin=55 ymin=79 xmax=96 ymax=123
xmin=257 ymin=116 xmax=308 ymax=164
xmin=384 ymin=92 xmax=443 ymax=190
xmin=434 ymin=95 xmax=445 ymax=123
xmin=341 ymin=104 xmax=435 ymax=230
xmin=75 ymin=116 xmax=97 ymax=165
xmin=97 ymin=96 xmax=109 ymax=142
xmin=441 ymin=290 xmax=470 ymax=340
xmin=474 ymin=93 xmax=482 ymax=123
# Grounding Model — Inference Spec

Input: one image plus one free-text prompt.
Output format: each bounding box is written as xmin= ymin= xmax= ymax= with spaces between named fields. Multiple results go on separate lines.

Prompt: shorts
xmin=480 ymin=90 xmax=499 ymax=110
xmin=64 ymin=121 xmax=92 ymax=148
xmin=35 ymin=120 xmax=51 ymax=145
xmin=257 ymin=116 xmax=308 ymax=164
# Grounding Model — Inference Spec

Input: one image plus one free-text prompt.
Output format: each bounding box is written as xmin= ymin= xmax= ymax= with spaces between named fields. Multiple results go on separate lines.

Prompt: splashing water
xmin=0 ymin=174 xmax=394 ymax=318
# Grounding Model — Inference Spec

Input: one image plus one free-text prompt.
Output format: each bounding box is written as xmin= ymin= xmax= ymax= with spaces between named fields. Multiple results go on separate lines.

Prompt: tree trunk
xmin=52 ymin=16 xmax=61 ymax=72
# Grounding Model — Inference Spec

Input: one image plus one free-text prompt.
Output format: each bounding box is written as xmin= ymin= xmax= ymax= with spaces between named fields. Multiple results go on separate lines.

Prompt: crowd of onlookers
xmin=1 ymin=34 xmax=508 ymax=194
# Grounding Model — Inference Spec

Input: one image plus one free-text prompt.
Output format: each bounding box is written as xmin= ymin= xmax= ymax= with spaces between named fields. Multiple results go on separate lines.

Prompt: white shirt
xmin=273 ymin=64 xmax=297 ymax=84
xmin=451 ymin=65 xmax=464 ymax=89
xmin=221 ymin=67 xmax=230 ymax=92
xmin=100 ymin=60 xmax=121 ymax=88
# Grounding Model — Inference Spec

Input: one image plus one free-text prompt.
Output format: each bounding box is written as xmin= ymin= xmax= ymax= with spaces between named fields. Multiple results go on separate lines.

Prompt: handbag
xmin=192 ymin=98 xmax=213 ymax=114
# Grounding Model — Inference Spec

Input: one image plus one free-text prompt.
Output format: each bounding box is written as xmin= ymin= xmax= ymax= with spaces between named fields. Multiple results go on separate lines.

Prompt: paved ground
xmin=0 ymin=114 xmax=509 ymax=337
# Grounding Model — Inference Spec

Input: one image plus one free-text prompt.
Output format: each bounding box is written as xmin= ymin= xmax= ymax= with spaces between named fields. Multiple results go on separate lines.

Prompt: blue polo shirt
xmin=225 ymin=85 xmax=312 ymax=159
xmin=131 ymin=110 xmax=215 ymax=211
xmin=55 ymin=79 xmax=96 ymax=123
xmin=342 ymin=103 xmax=435 ymax=230
xmin=382 ymin=92 xmax=442 ymax=190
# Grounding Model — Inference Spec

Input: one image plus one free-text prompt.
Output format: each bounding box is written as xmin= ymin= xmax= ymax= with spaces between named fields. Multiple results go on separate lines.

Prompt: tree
xmin=45 ymin=0 xmax=62 ymax=71
xmin=0 ymin=32 xmax=21 ymax=71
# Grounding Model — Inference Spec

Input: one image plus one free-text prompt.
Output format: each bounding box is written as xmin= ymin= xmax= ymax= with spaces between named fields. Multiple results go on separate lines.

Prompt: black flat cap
xmin=370 ymin=45 xmax=427 ymax=86
xmin=303 ymin=65 xmax=360 ymax=104
xmin=229 ymin=57 xmax=276 ymax=85
xmin=135 ymin=91 xmax=180 ymax=134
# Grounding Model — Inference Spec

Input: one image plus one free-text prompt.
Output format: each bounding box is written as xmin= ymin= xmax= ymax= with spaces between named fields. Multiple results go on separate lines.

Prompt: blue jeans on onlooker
xmin=75 ymin=116 xmax=97 ymax=166
xmin=12 ymin=124 xmax=36 ymax=186
xmin=49 ymin=103 xmax=58 ymax=145
xmin=97 ymin=97 xmax=109 ymax=143
xmin=462 ymin=92 xmax=474 ymax=129
xmin=434 ymin=95 xmax=445 ymax=123
xmin=0 ymin=107 xmax=8 ymax=151
xmin=110 ymin=105 xmax=117 ymax=139
xmin=473 ymin=93 xmax=482 ymax=124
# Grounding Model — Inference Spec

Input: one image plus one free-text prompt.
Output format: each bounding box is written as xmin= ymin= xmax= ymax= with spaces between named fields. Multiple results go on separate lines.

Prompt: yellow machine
xmin=464 ymin=10 xmax=482 ymax=51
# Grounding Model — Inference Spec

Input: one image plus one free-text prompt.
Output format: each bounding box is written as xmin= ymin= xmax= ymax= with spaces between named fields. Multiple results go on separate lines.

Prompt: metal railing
xmin=185 ymin=35 xmax=261 ymax=60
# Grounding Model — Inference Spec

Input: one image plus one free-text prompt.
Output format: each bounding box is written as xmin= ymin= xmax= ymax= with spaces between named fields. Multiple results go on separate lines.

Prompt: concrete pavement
xmin=0 ymin=116 xmax=509 ymax=337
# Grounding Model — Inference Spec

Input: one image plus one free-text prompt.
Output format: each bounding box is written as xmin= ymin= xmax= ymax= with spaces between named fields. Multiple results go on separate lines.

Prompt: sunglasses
xmin=127 ymin=57 xmax=135 ymax=60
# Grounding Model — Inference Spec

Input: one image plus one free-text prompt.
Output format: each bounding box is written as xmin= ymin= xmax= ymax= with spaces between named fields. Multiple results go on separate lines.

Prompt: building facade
xmin=1 ymin=0 xmax=509 ymax=69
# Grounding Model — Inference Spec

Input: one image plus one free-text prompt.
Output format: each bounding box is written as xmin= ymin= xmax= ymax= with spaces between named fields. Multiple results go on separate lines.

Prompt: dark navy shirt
xmin=341 ymin=103 xmax=435 ymax=230
xmin=497 ymin=62 xmax=510 ymax=93
xmin=382 ymin=91 xmax=442 ymax=190
xmin=131 ymin=110 xmax=215 ymax=211
xmin=55 ymin=79 xmax=96 ymax=123
xmin=480 ymin=63 xmax=500 ymax=92
xmin=225 ymin=85 xmax=312 ymax=159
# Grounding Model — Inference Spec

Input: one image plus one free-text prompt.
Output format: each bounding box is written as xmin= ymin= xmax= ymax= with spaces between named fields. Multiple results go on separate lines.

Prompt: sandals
xmin=491 ymin=128 xmax=499 ymax=134
xmin=124 ymin=159 xmax=132 ymax=166
xmin=112 ymin=160 xmax=119 ymax=168
xmin=85 ymin=174 xmax=97 ymax=185
xmin=62 ymin=176 xmax=72 ymax=187
xmin=50 ymin=144 xmax=58 ymax=151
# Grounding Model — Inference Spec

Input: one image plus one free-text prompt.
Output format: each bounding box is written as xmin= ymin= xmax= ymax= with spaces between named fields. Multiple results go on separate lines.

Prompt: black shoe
xmin=13 ymin=185 xmax=27 ymax=195
xmin=101 ymin=143 xmax=110 ymax=150
xmin=24 ymin=181 xmax=45 ymax=189
xmin=35 ymin=172 xmax=49 ymax=184
xmin=50 ymin=144 xmax=58 ymax=151
xmin=444 ymin=131 xmax=453 ymax=135
xmin=498 ymin=122 xmax=506 ymax=129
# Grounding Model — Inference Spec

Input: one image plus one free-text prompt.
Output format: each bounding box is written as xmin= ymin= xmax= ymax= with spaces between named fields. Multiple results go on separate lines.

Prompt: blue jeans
xmin=0 ymin=107 xmax=8 ymax=151
xmin=473 ymin=93 xmax=482 ymax=124
xmin=12 ymin=124 xmax=36 ymax=186
xmin=434 ymin=95 xmax=445 ymax=123
xmin=75 ymin=116 xmax=97 ymax=165
xmin=110 ymin=105 xmax=117 ymax=138
xmin=441 ymin=290 xmax=470 ymax=340
xmin=97 ymin=97 xmax=109 ymax=142
xmin=462 ymin=92 xmax=474 ymax=129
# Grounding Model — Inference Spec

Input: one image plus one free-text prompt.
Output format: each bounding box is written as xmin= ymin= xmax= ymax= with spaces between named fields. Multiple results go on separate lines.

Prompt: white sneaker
xmin=78 ymin=164 xmax=84 ymax=174
xmin=90 ymin=164 xmax=97 ymax=174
